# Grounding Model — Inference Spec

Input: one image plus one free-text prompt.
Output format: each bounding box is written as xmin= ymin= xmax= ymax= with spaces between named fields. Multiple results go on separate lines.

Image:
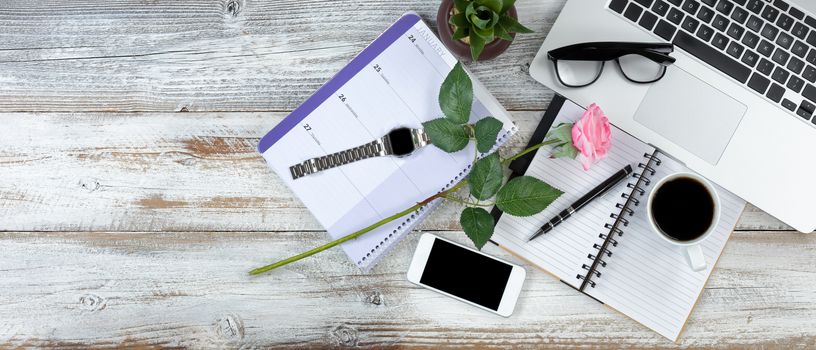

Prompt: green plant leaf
xmin=469 ymin=153 xmax=503 ymax=200
xmin=494 ymin=23 xmax=513 ymax=41
xmin=452 ymin=27 xmax=469 ymax=40
xmin=545 ymin=122 xmax=573 ymax=144
xmin=474 ymin=116 xmax=503 ymax=153
xmin=423 ymin=118 xmax=470 ymax=153
xmin=501 ymin=0 xmax=517 ymax=13
xmin=551 ymin=143 xmax=579 ymax=159
xmin=499 ymin=14 xmax=534 ymax=33
xmin=454 ymin=0 xmax=469 ymax=12
xmin=449 ymin=12 xmax=469 ymax=28
xmin=472 ymin=25 xmax=495 ymax=42
xmin=496 ymin=176 xmax=563 ymax=216
xmin=469 ymin=32 xmax=486 ymax=61
xmin=476 ymin=0 xmax=503 ymax=13
xmin=438 ymin=62 xmax=473 ymax=124
xmin=460 ymin=207 xmax=495 ymax=249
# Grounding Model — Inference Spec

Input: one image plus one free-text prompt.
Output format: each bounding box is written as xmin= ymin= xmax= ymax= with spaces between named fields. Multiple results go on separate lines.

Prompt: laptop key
xmin=789 ymin=7 xmax=804 ymax=21
xmin=746 ymin=15 xmax=763 ymax=32
xmin=727 ymin=23 xmax=744 ymax=40
xmin=682 ymin=16 xmax=701 ymax=32
xmin=761 ymin=6 xmax=780 ymax=22
xmin=802 ymin=84 xmax=816 ymax=103
xmin=624 ymin=3 xmax=644 ymax=21
xmin=610 ymin=0 xmax=629 ymax=12
xmin=668 ymin=0 xmax=682 ymax=5
xmin=640 ymin=12 xmax=659 ymax=30
xmin=791 ymin=41 xmax=808 ymax=58
xmin=741 ymin=50 xmax=760 ymax=67
xmin=747 ymin=73 xmax=771 ymax=93
xmin=803 ymin=65 xmax=816 ymax=82
xmin=782 ymin=98 xmax=797 ymax=111
xmin=698 ymin=7 xmax=715 ymax=23
xmin=702 ymin=0 xmax=716 ymax=5
xmin=776 ymin=13 xmax=794 ymax=31
xmin=713 ymin=14 xmax=730 ymax=31
xmin=733 ymin=0 xmax=746 ymax=5
xmin=727 ymin=41 xmax=745 ymax=58
xmin=806 ymin=16 xmax=816 ymax=29
xmin=807 ymin=32 xmax=816 ymax=47
xmin=757 ymin=58 xmax=774 ymax=75
xmin=761 ymin=24 xmax=779 ymax=40
xmin=766 ymin=83 xmax=786 ymax=102
xmin=792 ymin=22 xmax=809 ymax=40
xmin=772 ymin=48 xmax=790 ymax=65
xmin=771 ymin=66 xmax=789 ymax=84
xmin=634 ymin=0 xmax=654 ymax=7
xmin=776 ymin=32 xmax=793 ymax=49
xmin=746 ymin=0 xmax=763 ymax=14
xmin=787 ymin=76 xmax=804 ymax=93
xmin=731 ymin=7 xmax=749 ymax=24
xmin=697 ymin=24 xmax=715 ymax=41
xmin=796 ymin=99 xmax=814 ymax=119
xmin=654 ymin=19 xmax=678 ymax=40
xmin=772 ymin=0 xmax=788 ymax=11
xmin=742 ymin=32 xmax=759 ymax=48
xmin=807 ymin=49 xmax=816 ymax=65
xmin=674 ymin=31 xmax=751 ymax=82
xmin=712 ymin=32 xmax=729 ymax=49
xmin=669 ymin=8 xmax=686 ymax=24
xmin=683 ymin=0 xmax=700 ymax=14
xmin=788 ymin=57 xmax=805 ymax=74
xmin=757 ymin=39 xmax=774 ymax=56
xmin=653 ymin=0 xmax=670 ymax=16
xmin=716 ymin=0 xmax=734 ymax=15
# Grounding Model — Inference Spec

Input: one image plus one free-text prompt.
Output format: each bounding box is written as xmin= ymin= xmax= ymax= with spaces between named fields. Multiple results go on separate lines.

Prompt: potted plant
xmin=437 ymin=0 xmax=533 ymax=61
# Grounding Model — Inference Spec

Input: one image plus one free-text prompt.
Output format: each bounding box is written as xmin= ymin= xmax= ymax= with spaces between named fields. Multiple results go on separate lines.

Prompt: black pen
xmin=528 ymin=164 xmax=634 ymax=242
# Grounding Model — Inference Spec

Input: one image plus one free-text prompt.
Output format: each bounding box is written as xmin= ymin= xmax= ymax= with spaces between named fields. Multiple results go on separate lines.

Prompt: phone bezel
xmin=406 ymin=233 xmax=526 ymax=317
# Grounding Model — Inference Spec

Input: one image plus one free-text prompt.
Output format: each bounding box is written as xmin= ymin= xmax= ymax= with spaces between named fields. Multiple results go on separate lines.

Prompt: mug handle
xmin=686 ymin=244 xmax=707 ymax=272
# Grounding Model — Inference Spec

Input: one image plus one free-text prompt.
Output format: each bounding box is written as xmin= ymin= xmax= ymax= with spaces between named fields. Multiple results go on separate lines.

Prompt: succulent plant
xmin=449 ymin=0 xmax=533 ymax=61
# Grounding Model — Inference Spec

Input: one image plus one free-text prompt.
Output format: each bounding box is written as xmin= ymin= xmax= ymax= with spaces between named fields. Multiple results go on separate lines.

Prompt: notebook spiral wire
xmin=576 ymin=151 xmax=662 ymax=290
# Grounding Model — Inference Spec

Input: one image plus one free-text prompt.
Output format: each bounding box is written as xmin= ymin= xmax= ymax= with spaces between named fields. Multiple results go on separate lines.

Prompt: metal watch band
xmin=289 ymin=139 xmax=386 ymax=179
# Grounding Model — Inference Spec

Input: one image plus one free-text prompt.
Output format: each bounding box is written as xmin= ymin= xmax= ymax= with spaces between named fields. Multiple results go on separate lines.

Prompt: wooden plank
xmin=0 ymin=0 xmax=562 ymax=113
xmin=0 ymin=111 xmax=789 ymax=232
xmin=0 ymin=230 xmax=813 ymax=348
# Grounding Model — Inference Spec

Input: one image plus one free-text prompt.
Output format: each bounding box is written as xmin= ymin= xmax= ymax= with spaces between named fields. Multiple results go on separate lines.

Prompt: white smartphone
xmin=406 ymin=233 xmax=526 ymax=317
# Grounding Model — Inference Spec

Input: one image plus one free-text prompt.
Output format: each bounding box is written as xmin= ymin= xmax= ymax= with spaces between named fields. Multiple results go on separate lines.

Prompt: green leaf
xmin=545 ymin=122 xmax=573 ymax=144
xmin=494 ymin=22 xmax=513 ymax=41
xmin=475 ymin=0 xmax=503 ymax=13
xmin=551 ymin=143 xmax=579 ymax=159
xmin=423 ymin=118 xmax=470 ymax=153
xmin=472 ymin=25 xmax=494 ymax=43
xmin=454 ymin=0 xmax=469 ymax=12
xmin=438 ymin=62 xmax=473 ymax=124
xmin=460 ymin=207 xmax=495 ymax=249
xmin=501 ymin=0 xmax=517 ymax=13
xmin=499 ymin=14 xmax=534 ymax=33
xmin=449 ymin=12 xmax=469 ymax=28
xmin=474 ymin=116 xmax=503 ymax=153
xmin=469 ymin=13 xmax=491 ymax=29
xmin=452 ymin=26 xmax=469 ymax=40
xmin=496 ymin=176 xmax=563 ymax=216
xmin=469 ymin=153 xmax=503 ymax=200
xmin=469 ymin=32 xmax=486 ymax=61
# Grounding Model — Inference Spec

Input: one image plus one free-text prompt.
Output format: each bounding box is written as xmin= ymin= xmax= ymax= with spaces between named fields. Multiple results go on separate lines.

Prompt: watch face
xmin=388 ymin=128 xmax=416 ymax=156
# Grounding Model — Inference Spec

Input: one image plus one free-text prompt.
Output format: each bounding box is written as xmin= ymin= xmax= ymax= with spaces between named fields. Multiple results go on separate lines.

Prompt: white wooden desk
xmin=1 ymin=0 xmax=814 ymax=348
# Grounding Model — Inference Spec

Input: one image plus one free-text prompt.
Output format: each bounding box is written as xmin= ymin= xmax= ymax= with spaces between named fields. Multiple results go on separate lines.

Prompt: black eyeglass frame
xmin=547 ymin=42 xmax=677 ymax=88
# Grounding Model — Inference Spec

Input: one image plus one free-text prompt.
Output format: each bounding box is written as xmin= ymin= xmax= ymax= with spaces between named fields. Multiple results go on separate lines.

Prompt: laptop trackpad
xmin=633 ymin=67 xmax=746 ymax=165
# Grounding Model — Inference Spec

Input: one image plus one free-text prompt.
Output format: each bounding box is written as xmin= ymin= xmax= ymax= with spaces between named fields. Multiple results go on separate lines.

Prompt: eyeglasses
xmin=547 ymin=42 xmax=676 ymax=88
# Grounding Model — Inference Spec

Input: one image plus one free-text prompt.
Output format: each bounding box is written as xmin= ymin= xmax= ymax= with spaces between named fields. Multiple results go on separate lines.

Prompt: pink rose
xmin=571 ymin=103 xmax=612 ymax=171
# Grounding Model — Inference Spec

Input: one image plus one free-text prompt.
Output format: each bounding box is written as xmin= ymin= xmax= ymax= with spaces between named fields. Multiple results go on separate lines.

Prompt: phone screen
xmin=419 ymin=238 xmax=512 ymax=310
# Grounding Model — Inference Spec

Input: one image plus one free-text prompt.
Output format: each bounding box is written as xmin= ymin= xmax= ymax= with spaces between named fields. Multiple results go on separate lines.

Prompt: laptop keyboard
xmin=609 ymin=0 xmax=816 ymax=127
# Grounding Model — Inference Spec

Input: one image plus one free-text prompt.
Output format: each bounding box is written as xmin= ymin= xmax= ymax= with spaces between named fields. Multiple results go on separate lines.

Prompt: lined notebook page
xmin=492 ymin=100 xmax=654 ymax=287
xmin=585 ymin=152 xmax=745 ymax=341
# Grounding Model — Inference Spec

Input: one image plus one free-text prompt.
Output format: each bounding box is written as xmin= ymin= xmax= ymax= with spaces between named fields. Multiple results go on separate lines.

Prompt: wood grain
xmin=0 ymin=230 xmax=813 ymax=349
xmin=0 ymin=0 xmax=562 ymax=112
xmin=0 ymin=111 xmax=788 ymax=232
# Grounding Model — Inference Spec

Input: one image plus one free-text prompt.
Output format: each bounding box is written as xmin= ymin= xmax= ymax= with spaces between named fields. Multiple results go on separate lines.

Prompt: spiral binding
xmin=356 ymin=123 xmax=518 ymax=268
xmin=576 ymin=151 xmax=662 ymax=291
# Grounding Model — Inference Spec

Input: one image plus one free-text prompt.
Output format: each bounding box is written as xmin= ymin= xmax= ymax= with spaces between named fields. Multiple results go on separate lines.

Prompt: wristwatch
xmin=289 ymin=127 xmax=430 ymax=179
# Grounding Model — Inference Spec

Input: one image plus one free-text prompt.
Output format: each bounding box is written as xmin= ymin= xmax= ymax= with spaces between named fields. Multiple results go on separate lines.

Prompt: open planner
xmin=258 ymin=13 xmax=516 ymax=270
xmin=491 ymin=95 xmax=746 ymax=341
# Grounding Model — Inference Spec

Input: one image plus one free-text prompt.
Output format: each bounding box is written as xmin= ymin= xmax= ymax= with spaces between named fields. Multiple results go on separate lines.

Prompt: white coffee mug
xmin=646 ymin=172 xmax=720 ymax=272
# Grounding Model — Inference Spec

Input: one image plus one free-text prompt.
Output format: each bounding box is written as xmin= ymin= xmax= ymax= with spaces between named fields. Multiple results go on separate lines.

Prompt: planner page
xmin=492 ymin=99 xmax=654 ymax=287
xmin=585 ymin=153 xmax=746 ymax=341
xmin=259 ymin=13 xmax=515 ymax=269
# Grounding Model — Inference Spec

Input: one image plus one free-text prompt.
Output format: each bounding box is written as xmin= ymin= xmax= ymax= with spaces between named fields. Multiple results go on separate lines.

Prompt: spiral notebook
xmin=258 ymin=13 xmax=516 ymax=271
xmin=490 ymin=95 xmax=746 ymax=341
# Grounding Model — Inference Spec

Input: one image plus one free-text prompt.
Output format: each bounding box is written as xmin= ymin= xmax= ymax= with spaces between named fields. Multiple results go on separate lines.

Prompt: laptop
xmin=530 ymin=0 xmax=816 ymax=233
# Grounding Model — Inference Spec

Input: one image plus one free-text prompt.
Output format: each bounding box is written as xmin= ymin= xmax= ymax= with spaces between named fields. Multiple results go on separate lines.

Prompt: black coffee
xmin=651 ymin=177 xmax=715 ymax=242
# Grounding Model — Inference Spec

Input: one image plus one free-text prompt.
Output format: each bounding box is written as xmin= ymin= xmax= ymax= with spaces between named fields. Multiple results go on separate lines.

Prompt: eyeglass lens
xmin=554 ymin=54 xmax=667 ymax=87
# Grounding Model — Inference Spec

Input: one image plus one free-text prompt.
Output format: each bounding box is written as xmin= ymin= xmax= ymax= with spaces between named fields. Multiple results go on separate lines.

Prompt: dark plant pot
xmin=436 ymin=0 xmax=517 ymax=62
